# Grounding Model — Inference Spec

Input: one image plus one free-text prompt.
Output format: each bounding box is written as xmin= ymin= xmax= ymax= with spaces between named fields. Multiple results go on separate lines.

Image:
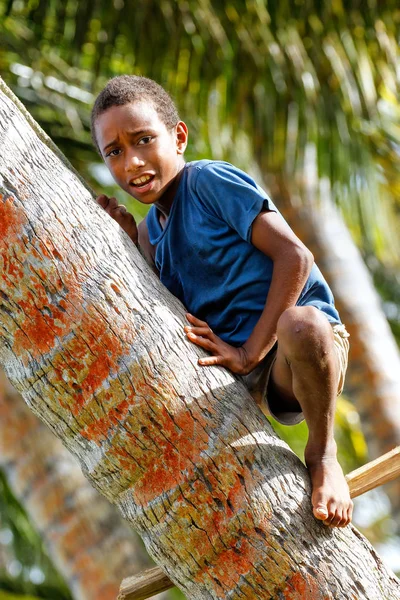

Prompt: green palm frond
xmin=1 ymin=0 xmax=399 ymax=266
xmin=0 ymin=471 xmax=71 ymax=600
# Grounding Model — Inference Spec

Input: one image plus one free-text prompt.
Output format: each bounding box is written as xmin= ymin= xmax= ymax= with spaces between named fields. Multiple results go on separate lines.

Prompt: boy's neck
xmin=154 ymin=161 xmax=185 ymax=224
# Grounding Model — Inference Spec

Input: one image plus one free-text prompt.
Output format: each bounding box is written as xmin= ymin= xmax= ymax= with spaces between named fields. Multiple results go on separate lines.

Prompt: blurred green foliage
xmin=1 ymin=0 xmax=400 ymax=596
xmin=1 ymin=0 xmax=399 ymax=345
xmin=272 ymin=395 xmax=368 ymax=474
xmin=1 ymin=0 xmax=400 ymax=270
xmin=0 ymin=473 xmax=71 ymax=600
xmin=0 ymin=592 xmax=44 ymax=600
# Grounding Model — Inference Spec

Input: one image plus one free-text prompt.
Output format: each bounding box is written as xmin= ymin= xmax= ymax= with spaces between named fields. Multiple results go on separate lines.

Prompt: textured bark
xmin=272 ymin=178 xmax=400 ymax=519
xmin=1 ymin=79 xmax=399 ymax=599
xmin=0 ymin=370 xmax=155 ymax=600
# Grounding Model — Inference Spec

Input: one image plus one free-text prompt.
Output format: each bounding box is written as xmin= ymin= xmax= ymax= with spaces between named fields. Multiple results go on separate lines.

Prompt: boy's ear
xmin=175 ymin=121 xmax=188 ymax=155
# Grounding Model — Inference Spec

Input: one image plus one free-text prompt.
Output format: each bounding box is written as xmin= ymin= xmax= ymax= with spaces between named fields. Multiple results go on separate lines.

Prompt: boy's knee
xmin=277 ymin=306 xmax=332 ymax=352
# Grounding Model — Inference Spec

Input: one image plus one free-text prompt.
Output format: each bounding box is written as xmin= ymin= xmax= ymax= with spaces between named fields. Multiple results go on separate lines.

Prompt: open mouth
xmin=130 ymin=174 xmax=155 ymax=188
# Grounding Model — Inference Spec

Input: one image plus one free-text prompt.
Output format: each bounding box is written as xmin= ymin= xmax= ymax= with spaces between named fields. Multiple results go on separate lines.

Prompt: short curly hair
xmin=91 ymin=75 xmax=180 ymax=153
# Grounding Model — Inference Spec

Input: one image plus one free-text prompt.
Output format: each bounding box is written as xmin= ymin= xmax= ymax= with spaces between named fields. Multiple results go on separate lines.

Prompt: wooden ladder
xmin=118 ymin=446 xmax=400 ymax=600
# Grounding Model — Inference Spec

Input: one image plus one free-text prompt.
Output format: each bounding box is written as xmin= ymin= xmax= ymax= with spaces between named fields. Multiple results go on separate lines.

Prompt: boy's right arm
xmin=137 ymin=219 xmax=158 ymax=274
xmin=96 ymin=195 xmax=158 ymax=274
xmin=97 ymin=194 xmax=138 ymax=245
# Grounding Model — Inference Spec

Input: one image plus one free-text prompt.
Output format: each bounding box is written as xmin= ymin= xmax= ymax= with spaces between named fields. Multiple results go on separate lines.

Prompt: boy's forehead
xmin=98 ymin=100 xmax=162 ymax=132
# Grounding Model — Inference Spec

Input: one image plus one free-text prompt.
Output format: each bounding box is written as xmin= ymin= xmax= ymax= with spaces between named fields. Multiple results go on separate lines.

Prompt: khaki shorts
xmin=242 ymin=323 xmax=350 ymax=425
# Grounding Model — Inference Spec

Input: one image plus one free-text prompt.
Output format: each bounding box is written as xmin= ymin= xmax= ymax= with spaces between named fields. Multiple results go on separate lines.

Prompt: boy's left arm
xmin=184 ymin=210 xmax=314 ymax=375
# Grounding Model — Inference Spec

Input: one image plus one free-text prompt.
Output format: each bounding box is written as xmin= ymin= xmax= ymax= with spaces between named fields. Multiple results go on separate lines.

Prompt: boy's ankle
xmin=305 ymin=439 xmax=338 ymax=463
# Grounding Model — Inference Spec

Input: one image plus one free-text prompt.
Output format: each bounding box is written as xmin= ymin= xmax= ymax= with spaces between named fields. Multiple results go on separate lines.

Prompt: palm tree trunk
xmin=0 ymin=370 xmax=153 ymax=600
xmin=0 ymin=79 xmax=399 ymax=599
xmin=270 ymin=175 xmax=400 ymax=519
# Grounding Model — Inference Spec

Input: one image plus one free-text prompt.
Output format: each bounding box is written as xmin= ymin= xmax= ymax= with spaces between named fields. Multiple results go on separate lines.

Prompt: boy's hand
xmin=96 ymin=194 xmax=138 ymax=245
xmin=184 ymin=313 xmax=253 ymax=375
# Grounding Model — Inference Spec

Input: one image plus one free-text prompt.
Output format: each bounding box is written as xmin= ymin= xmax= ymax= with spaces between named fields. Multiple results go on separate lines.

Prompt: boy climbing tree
xmin=92 ymin=74 xmax=352 ymax=528
xmin=2 ymin=74 xmax=400 ymax=599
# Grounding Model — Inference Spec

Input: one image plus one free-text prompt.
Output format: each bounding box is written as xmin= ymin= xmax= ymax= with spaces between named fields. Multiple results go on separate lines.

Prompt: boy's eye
xmin=138 ymin=136 xmax=153 ymax=145
xmin=106 ymin=148 xmax=121 ymax=158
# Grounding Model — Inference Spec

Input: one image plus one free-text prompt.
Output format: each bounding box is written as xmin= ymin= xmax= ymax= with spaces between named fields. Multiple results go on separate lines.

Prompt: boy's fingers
xmin=106 ymin=197 xmax=119 ymax=211
xmin=111 ymin=206 xmax=128 ymax=222
xmin=185 ymin=326 xmax=213 ymax=339
xmin=186 ymin=333 xmax=216 ymax=352
xmin=96 ymin=196 xmax=137 ymax=243
xmin=97 ymin=195 xmax=119 ymax=212
xmin=186 ymin=313 xmax=208 ymax=327
xmin=96 ymin=194 xmax=109 ymax=208
xmin=198 ymin=356 xmax=223 ymax=366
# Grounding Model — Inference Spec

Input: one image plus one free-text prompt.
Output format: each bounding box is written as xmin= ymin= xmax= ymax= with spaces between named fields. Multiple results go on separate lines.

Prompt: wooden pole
xmin=117 ymin=568 xmax=173 ymax=600
xmin=346 ymin=445 xmax=400 ymax=498
xmin=118 ymin=446 xmax=400 ymax=600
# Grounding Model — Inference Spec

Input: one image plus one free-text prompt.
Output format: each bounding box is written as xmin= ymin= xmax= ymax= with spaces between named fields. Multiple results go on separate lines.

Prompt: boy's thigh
xmin=242 ymin=322 xmax=350 ymax=425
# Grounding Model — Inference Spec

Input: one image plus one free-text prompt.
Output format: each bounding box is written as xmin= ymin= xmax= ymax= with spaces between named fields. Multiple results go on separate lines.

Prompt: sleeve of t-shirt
xmin=193 ymin=161 xmax=278 ymax=243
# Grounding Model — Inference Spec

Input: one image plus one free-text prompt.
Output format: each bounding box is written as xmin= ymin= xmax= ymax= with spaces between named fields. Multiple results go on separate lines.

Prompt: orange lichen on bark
xmin=37 ymin=299 xmax=136 ymax=434
xmin=2 ymin=253 xmax=24 ymax=281
xmin=0 ymin=195 xmax=87 ymax=362
xmin=0 ymin=194 xmax=145 ymax=484
xmin=111 ymin=283 xmax=121 ymax=295
xmin=0 ymin=194 xmax=27 ymax=241
xmin=0 ymin=196 xmax=26 ymax=292
xmin=1 ymin=192 xmax=136 ymax=404
xmin=126 ymin=402 xmax=210 ymax=503
xmin=201 ymin=537 xmax=259 ymax=594
xmin=12 ymin=256 xmax=86 ymax=361
xmin=79 ymin=371 xmax=212 ymax=498
xmin=131 ymin=433 xmax=286 ymax=596
xmin=282 ymin=571 xmax=331 ymax=600
xmin=81 ymin=399 xmax=130 ymax=441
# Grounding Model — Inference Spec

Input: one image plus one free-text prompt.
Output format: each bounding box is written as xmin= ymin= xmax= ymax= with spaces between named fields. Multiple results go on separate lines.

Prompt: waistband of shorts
xmin=331 ymin=323 xmax=350 ymax=338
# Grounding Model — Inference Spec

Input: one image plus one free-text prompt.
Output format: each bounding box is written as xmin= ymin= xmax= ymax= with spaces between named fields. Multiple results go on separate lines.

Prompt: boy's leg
xmin=268 ymin=305 xmax=353 ymax=528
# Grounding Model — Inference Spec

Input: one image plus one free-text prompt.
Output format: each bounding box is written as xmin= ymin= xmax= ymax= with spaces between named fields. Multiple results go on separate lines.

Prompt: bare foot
xmin=305 ymin=446 xmax=353 ymax=528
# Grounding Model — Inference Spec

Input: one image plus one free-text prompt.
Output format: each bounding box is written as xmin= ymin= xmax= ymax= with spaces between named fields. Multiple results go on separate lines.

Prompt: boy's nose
xmin=125 ymin=150 xmax=144 ymax=171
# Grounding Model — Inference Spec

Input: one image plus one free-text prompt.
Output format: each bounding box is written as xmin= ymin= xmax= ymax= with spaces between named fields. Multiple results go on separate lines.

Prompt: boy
xmin=91 ymin=75 xmax=352 ymax=528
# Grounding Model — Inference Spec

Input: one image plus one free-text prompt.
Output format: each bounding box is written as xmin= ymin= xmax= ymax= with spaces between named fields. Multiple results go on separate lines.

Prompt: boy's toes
xmin=340 ymin=504 xmax=353 ymax=528
xmin=326 ymin=508 xmax=344 ymax=528
xmin=313 ymin=504 xmax=329 ymax=521
xmin=314 ymin=501 xmax=351 ymax=528
xmin=312 ymin=488 xmax=331 ymax=522
xmin=337 ymin=514 xmax=349 ymax=528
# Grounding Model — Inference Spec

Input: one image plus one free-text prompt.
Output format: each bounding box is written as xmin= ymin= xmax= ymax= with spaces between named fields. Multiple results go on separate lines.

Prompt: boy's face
xmin=95 ymin=100 xmax=187 ymax=207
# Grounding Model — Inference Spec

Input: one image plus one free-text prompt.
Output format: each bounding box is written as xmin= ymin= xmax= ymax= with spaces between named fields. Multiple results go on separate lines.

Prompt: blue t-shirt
xmin=146 ymin=160 xmax=341 ymax=346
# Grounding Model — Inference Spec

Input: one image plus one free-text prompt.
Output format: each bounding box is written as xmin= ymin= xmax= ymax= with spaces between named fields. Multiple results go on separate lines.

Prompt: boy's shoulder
xmin=180 ymin=160 xmax=276 ymax=231
xmin=183 ymin=159 xmax=224 ymax=196
xmin=186 ymin=159 xmax=242 ymax=175
xmin=185 ymin=159 xmax=256 ymax=191
xmin=185 ymin=158 xmax=225 ymax=181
